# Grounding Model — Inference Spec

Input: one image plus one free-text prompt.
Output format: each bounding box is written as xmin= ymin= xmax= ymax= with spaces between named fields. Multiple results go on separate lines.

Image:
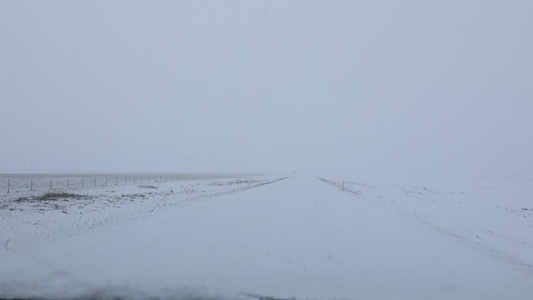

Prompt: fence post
xmin=105 ymin=177 xmax=108 ymax=186
xmin=115 ymin=176 xmax=118 ymax=185
xmin=7 ymin=179 xmax=10 ymax=193
xmin=67 ymin=178 xmax=69 ymax=189
xmin=94 ymin=177 xmax=96 ymax=187
xmin=50 ymin=178 xmax=53 ymax=190
xmin=31 ymin=179 xmax=33 ymax=191
xmin=82 ymin=177 xmax=84 ymax=188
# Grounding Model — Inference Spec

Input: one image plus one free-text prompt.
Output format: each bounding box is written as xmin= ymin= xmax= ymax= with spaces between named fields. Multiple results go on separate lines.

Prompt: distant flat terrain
xmin=0 ymin=172 xmax=251 ymax=193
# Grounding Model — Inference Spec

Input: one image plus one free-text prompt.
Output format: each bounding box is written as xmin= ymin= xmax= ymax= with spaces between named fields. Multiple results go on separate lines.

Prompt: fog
xmin=1 ymin=1 xmax=532 ymax=179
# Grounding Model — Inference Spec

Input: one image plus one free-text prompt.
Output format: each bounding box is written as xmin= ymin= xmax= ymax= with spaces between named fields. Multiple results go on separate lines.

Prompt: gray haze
xmin=1 ymin=1 xmax=532 ymax=179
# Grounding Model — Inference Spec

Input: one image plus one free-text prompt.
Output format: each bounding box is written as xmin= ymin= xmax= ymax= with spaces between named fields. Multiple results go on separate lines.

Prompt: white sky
xmin=1 ymin=1 xmax=532 ymax=179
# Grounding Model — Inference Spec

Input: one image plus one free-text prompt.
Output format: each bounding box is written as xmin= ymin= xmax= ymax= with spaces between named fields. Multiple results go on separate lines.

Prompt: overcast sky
xmin=1 ymin=1 xmax=532 ymax=179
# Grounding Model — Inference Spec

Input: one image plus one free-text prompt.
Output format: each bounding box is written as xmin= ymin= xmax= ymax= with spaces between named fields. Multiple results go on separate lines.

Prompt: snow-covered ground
xmin=1 ymin=174 xmax=532 ymax=299
xmin=0 ymin=173 xmax=246 ymax=194
xmin=319 ymin=176 xmax=533 ymax=276
xmin=1 ymin=175 xmax=283 ymax=252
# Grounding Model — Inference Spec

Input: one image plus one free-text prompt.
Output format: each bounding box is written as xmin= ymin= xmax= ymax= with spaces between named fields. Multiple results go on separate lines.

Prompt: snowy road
xmin=1 ymin=175 xmax=533 ymax=299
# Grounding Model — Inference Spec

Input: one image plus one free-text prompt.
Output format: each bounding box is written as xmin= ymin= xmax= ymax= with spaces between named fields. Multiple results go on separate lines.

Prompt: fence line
xmin=1 ymin=173 xmax=247 ymax=194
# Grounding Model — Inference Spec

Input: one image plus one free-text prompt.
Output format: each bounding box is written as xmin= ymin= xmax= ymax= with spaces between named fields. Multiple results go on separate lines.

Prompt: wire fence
xmin=0 ymin=173 xmax=244 ymax=194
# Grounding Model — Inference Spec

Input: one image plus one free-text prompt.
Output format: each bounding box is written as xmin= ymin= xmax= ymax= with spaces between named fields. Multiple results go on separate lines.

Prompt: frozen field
xmin=0 ymin=174 xmax=279 ymax=252
xmin=1 ymin=174 xmax=532 ymax=299
xmin=319 ymin=176 xmax=533 ymax=274
xmin=0 ymin=173 xmax=247 ymax=193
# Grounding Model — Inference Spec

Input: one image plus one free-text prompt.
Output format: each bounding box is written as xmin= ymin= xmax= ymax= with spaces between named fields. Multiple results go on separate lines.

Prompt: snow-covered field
xmin=0 ymin=173 xmax=244 ymax=193
xmin=1 ymin=174 xmax=532 ymax=299
xmin=1 ymin=174 xmax=281 ymax=252
xmin=319 ymin=176 xmax=533 ymax=275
